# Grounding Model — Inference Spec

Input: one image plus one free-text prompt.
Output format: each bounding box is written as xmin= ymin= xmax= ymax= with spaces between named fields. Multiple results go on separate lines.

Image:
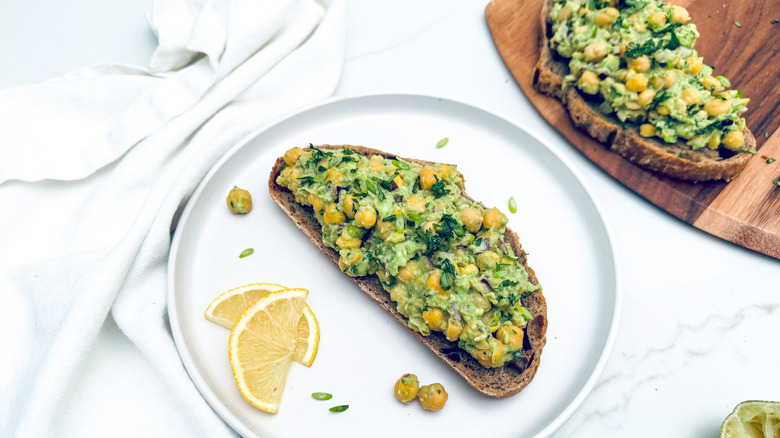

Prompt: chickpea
xmin=558 ymin=5 xmax=572 ymax=20
xmin=426 ymin=270 xmax=449 ymax=294
xmin=662 ymin=70 xmax=676 ymax=89
xmin=325 ymin=168 xmax=342 ymax=184
xmin=628 ymin=55 xmax=651 ymax=73
xmin=496 ymin=325 xmax=524 ymax=352
xmin=406 ymin=195 xmax=426 ymax=213
xmin=476 ymin=340 xmax=504 ymax=367
xmin=389 ymin=286 xmax=407 ymax=304
xmin=394 ymin=374 xmax=420 ymax=404
xmin=657 ymin=105 xmax=671 ymax=115
xmin=701 ymin=75 xmax=723 ymax=93
xmin=417 ymin=166 xmax=437 ymax=190
xmin=226 ymin=186 xmax=252 ymax=214
xmin=354 ymin=205 xmax=377 ymax=228
xmin=477 ymin=251 xmax=500 ymax=270
xmin=422 ymin=307 xmax=445 ymax=331
xmin=283 ymin=147 xmax=303 ymax=166
xmin=323 ymin=203 xmax=346 ymax=225
xmin=483 ymin=208 xmax=507 ymax=229
xmin=436 ymin=164 xmax=453 ymax=180
xmin=369 ymin=155 xmax=385 ymax=173
xmin=650 ymin=11 xmax=667 ymax=26
xmin=375 ymin=218 xmax=396 ymax=240
xmin=472 ymin=294 xmax=491 ymax=312
xmin=626 ymin=73 xmax=648 ymax=92
xmin=418 ymin=383 xmax=448 ymax=411
xmin=681 ymin=88 xmax=701 ymax=106
xmin=335 ymin=228 xmax=362 ymax=249
xmin=584 ymin=41 xmax=608 ymax=62
xmin=722 ymin=130 xmax=745 ymax=149
xmin=687 ymin=56 xmax=703 ymax=75
xmin=637 ymin=89 xmax=655 ymax=108
xmin=460 ymin=263 xmax=479 ymax=276
xmin=459 ymin=207 xmax=484 ymax=233
xmin=639 ymin=123 xmax=656 ymax=137
xmin=445 ymin=320 xmax=463 ymax=341
xmin=397 ymin=261 xmax=417 ymax=282
xmin=338 ymin=250 xmax=362 ymax=270
xmin=671 ymin=5 xmax=690 ymax=23
xmin=595 ymin=7 xmax=619 ymax=27
xmin=307 ymin=192 xmax=324 ymax=213
xmin=578 ymin=70 xmax=600 ymax=95
xmin=704 ymin=99 xmax=731 ymax=117
xmin=342 ymin=194 xmax=358 ymax=218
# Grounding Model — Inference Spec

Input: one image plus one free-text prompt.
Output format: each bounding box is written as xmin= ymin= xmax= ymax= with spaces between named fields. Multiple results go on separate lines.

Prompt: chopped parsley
xmin=767 ymin=158 xmax=776 ymax=164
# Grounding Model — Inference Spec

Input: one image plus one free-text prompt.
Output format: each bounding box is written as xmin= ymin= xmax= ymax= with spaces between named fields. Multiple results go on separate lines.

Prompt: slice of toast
xmin=268 ymin=145 xmax=547 ymax=398
xmin=533 ymin=0 xmax=756 ymax=182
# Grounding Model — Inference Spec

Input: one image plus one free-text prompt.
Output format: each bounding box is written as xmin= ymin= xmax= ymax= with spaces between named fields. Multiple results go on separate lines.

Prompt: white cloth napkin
xmin=0 ymin=0 xmax=345 ymax=435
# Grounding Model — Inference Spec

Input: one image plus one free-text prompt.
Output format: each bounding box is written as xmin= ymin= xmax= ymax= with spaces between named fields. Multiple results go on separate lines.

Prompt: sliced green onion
xmin=395 ymin=216 xmax=406 ymax=233
xmin=734 ymin=21 xmax=742 ymax=28
xmin=765 ymin=132 xmax=771 ymax=139
xmin=518 ymin=306 xmax=533 ymax=320
xmin=508 ymin=196 xmax=517 ymax=214
xmin=436 ymin=137 xmax=449 ymax=148
xmin=392 ymin=160 xmax=411 ymax=170
xmin=312 ymin=392 xmax=333 ymax=401
xmin=407 ymin=213 xmax=423 ymax=223
xmin=741 ymin=147 xmax=757 ymax=155
xmin=365 ymin=180 xmax=377 ymax=195
xmin=239 ymin=248 xmax=254 ymax=258
xmin=767 ymin=158 xmax=776 ymax=164
xmin=329 ymin=405 xmax=349 ymax=412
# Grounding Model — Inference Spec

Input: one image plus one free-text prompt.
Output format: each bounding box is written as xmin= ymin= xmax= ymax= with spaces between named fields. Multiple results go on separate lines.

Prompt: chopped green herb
xmin=741 ymin=147 xmax=757 ymax=155
xmin=767 ymin=158 xmax=776 ymax=164
xmin=508 ymin=196 xmax=517 ymax=214
xmin=312 ymin=392 xmax=333 ymax=401
xmin=734 ymin=21 xmax=742 ymax=28
xmin=772 ymin=19 xmax=779 ymax=24
xmin=239 ymin=248 xmax=254 ymax=258
xmin=430 ymin=180 xmax=450 ymax=198
xmin=678 ymin=152 xmax=684 ymax=158
xmin=436 ymin=137 xmax=449 ymax=148
xmin=774 ymin=178 xmax=780 ymax=186
xmin=329 ymin=405 xmax=349 ymax=412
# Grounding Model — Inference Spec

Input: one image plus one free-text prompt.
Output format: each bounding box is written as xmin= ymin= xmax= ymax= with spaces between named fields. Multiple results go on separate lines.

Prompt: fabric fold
xmin=0 ymin=0 xmax=345 ymax=435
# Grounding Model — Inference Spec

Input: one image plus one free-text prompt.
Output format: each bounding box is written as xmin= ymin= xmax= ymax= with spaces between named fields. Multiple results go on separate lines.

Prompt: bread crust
xmin=268 ymin=145 xmax=547 ymax=398
xmin=533 ymin=0 xmax=755 ymax=182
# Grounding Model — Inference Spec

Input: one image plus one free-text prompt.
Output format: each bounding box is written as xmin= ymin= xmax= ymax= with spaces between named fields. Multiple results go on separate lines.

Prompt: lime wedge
xmin=721 ymin=401 xmax=780 ymax=438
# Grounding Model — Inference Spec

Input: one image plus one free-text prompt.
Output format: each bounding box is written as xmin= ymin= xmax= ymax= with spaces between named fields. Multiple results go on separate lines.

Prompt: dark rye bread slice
xmin=268 ymin=144 xmax=547 ymax=398
xmin=533 ymin=0 xmax=756 ymax=182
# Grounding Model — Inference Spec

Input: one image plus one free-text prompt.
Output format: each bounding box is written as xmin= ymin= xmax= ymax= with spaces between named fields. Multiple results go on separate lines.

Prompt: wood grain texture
xmin=486 ymin=0 xmax=780 ymax=259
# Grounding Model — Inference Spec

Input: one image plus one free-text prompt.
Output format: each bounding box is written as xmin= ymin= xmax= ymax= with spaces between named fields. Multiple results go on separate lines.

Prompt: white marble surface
xmin=1 ymin=0 xmax=778 ymax=436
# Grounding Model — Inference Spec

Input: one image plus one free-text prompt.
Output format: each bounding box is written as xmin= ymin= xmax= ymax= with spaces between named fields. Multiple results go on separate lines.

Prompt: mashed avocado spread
xmin=276 ymin=146 xmax=540 ymax=368
xmin=549 ymin=0 xmax=750 ymax=152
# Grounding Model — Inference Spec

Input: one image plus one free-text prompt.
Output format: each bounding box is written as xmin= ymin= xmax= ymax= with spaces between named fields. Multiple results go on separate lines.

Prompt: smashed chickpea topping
xmin=550 ymin=0 xmax=750 ymax=151
xmin=276 ymin=146 xmax=540 ymax=368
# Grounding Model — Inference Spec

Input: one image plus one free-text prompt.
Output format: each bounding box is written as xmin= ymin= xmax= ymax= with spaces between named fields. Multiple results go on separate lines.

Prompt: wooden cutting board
xmin=486 ymin=0 xmax=780 ymax=260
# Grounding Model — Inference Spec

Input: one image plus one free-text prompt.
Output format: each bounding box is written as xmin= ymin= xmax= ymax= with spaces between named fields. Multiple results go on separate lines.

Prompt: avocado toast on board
xmin=534 ymin=0 xmax=756 ymax=182
xmin=269 ymin=145 xmax=547 ymax=398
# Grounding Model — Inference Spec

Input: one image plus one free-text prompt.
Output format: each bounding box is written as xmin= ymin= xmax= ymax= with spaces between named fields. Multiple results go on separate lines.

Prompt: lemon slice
xmin=204 ymin=283 xmax=287 ymax=328
xmin=205 ymin=283 xmax=319 ymax=367
xmin=229 ymin=288 xmax=309 ymax=413
xmin=293 ymin=304 xmax=319 ymax=367
xmin=721 ymin=400 xmax=780 ymax=438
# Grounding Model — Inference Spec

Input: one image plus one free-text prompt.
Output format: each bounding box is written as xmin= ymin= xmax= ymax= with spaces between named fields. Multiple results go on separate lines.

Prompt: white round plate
xmin=168 ymin=94 xmax=621 ymax=438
